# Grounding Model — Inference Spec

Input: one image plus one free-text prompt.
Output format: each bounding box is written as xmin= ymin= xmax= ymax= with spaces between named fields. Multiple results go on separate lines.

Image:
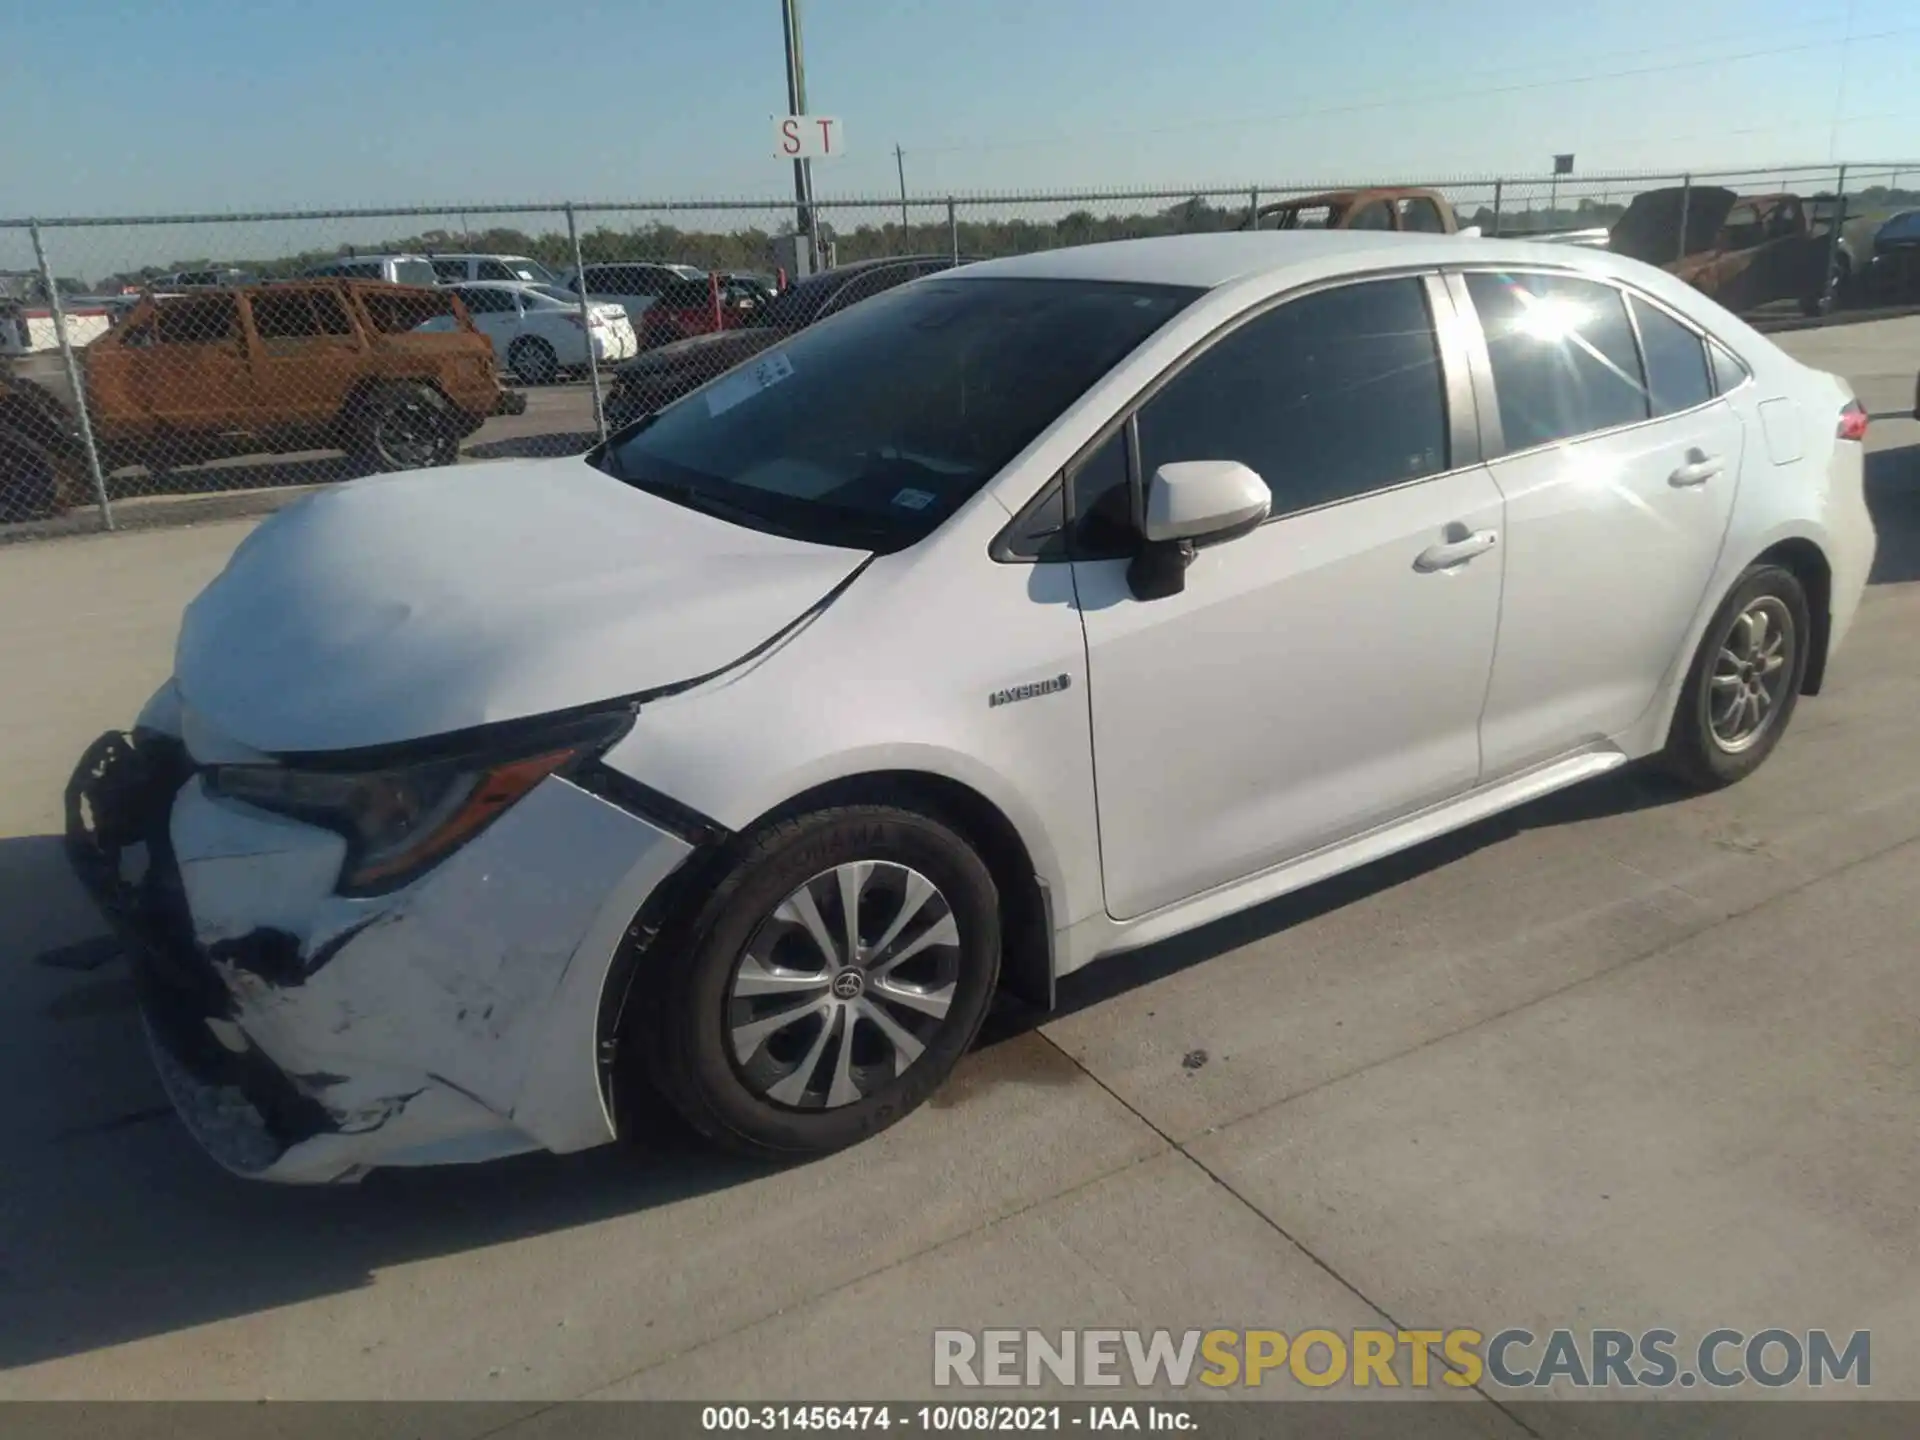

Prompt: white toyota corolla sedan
xmin=67 ymin=231 xmax=1876 ymax=1183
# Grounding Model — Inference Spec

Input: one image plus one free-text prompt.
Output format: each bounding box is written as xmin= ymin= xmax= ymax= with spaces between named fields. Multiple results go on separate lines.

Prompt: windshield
xmin=393 ymin=259 xmax=438 ymax=288
xmin=508 ymin=258 xmax=557 ymax=283
xmin=598 ymin=276 xmax=1198 ymax=551
xmin=1878 ymin=211 xmax=1920 ymax=243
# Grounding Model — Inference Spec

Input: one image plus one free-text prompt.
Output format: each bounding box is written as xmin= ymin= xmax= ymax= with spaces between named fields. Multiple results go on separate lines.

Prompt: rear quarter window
xmin=360 ymin=288 xmax=461 ymax=334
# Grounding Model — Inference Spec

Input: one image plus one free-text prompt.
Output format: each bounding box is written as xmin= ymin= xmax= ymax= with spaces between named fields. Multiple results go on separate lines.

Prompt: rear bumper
xmin=65 ymin=727 xmax=694 ymax=1183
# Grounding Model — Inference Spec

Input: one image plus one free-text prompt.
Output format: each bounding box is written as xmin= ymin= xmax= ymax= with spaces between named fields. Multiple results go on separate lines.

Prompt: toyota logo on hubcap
xmin=831 ymin=971 xmax=865 ymax=1000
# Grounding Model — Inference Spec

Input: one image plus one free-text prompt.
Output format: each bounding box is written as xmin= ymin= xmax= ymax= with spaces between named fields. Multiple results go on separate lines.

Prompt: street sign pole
xmin=780 ymin=0 xmax=817 ymax=275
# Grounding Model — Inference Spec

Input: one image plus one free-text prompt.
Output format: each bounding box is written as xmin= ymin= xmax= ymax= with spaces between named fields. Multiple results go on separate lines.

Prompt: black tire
xmin=508 ymin=336 xmax=559 ymax=386
xmin=642 ymin=804 xmax=1001 ymax=1160
xmin=0 ymin=434 xmax=62 ymax=523
xmin=1659 ymin=563 xmax=1811 ymax=790
xmin=345 ymin=382 xmax=458 ymax=472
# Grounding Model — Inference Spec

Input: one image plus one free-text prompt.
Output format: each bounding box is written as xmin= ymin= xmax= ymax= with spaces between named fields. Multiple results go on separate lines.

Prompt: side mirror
xmin=1128 ymin=461 xmax=1272 ymax=600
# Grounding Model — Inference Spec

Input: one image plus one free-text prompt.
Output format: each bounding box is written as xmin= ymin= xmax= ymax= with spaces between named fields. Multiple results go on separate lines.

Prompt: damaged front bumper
xmin=66 ymin=728 xmax=694 ymax=1183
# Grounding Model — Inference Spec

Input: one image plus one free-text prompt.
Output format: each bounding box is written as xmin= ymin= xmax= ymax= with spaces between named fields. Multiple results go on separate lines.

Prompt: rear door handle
xmin=1414 ymin=528 xmax=1499 ymax=572
xmin=1669 ymin=451 xmax=1724 ymax=487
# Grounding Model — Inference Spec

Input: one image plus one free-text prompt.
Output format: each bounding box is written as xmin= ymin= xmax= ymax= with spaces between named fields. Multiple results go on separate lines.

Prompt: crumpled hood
xmin=175 ymin=457 xmax=868 ymax=755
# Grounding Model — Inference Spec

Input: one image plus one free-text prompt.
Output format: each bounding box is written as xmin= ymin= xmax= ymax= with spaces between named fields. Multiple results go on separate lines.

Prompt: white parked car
xmin=428 ymin=253 xmax=561 ymax=286
xmin=447 ymin=281 xmax=636 ymax=383
xmin=69 ymin=232 xmax=1875 ymax=1182
xmin=300 ymin=254 xmax=440 ymax=288
xmin=554 ymin=261 xmax=708 ymax=329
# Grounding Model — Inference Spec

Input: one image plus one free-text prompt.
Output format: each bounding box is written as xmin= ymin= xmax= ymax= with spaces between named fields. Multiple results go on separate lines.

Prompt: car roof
xmin=431 ymin=253 xmax=538 ymax=261
xmin=947 ymin=231 xmax=1663 ymax=292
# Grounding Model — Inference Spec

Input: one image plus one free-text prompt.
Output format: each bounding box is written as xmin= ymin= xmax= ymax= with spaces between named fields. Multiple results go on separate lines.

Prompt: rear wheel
xmin=346 ymin=382 xmax=458 ymax=472
xmin=1660 ymin=564 xmax=1810 ymax=789
xmin=642 ymin=804 xmax=1002 ymax=1160
xmin=508 ymin=336 xmax=559 ymax=386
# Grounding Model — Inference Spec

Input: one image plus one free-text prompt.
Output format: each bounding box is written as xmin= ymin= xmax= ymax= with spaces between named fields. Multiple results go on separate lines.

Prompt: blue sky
xmin=2 ymin=0 xmax=1916 ymax=219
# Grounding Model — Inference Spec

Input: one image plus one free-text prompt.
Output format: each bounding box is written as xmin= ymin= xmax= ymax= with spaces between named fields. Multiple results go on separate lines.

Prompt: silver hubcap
xmin=376 ymin=398 xmax=442 ymax=466
xmin=726 ymin=861 xmax=961 ymax=1111
xmin=1708 ymin=596 xmax=1793 ymax=753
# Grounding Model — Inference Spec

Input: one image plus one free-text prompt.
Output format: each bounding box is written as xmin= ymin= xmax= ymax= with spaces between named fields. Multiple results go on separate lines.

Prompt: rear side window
xmin=477 ymin=259 xmax=518 ymax=281
xmin=155 ymin=295 xmax=240 ymax=345
xmin=1710 ymin=341 xmax=1751 ymax=394
xmin=456 ymin=287 xmax=514 ymax=315
xmin=1466 ymin=271 xmax=1648 ymax=451
xmin=360 ymin=288 xmax=458 ymax=333
xmin=391 ymin=259 xmax=438 ymax=288
xmin=1630 ymin=295 xmax=1712 ymax=416
xmin=1348 ymin=201 xmax=1394 ymax=231
xmin=431 ymin=259 xmax=468 ymax=282
xmin=1134 ymin=276 xmax=1449 ymax=518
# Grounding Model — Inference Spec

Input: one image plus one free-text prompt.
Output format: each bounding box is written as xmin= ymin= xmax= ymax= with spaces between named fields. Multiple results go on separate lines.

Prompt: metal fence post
xmin=1491 ymin=179 xmax=1503 ymax=237
xmin=1822 ymin=163 xmax=1849 ymax=314
xmin=29 ymin=221 xmax=113 ymax=531
xmin=947 ymin=198 xmax=959 ymax=263
xmin=1675 ymin=174 xmax=1692 ymax=265
xmin=1248 ymin=188 xmax=1259 ymax=231
xmin=565 ymin=202 xmax=607 ymax=442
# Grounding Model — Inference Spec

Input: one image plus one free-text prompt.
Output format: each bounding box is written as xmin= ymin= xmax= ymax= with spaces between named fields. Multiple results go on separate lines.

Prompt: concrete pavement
xmin=0 ymin=320 xmax=1916 ymax=1420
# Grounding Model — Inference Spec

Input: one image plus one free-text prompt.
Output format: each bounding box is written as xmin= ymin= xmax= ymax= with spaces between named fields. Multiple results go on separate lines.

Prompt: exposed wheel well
xmin=758 ymin=771 xmax=1056 ymax=1012
xmin=1753 ymin=537 xmax=1833 ymax=694
xmin=593 ymin=769 xmax=1057 ymax=1139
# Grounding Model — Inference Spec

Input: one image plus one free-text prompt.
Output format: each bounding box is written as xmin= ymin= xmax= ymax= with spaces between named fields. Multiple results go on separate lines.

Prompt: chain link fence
xmin=4 ymin=160 xmax=1916 ymax=539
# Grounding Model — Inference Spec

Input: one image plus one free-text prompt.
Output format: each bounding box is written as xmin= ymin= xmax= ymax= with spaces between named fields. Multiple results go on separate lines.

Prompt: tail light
xmin=1837 ymin=400 xmax=1868 ymax=442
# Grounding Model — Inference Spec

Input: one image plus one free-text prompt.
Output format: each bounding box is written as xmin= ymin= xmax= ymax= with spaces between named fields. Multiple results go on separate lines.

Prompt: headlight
xmin=204 ymin=708 xmax=633 ymax=895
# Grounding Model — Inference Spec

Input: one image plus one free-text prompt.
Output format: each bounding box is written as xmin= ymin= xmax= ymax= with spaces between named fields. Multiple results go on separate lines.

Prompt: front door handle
xmin=1415 ymin=528 xmax=1499 ymax=572
xmin=1669 ymin=450 xmax=1724 ymax=487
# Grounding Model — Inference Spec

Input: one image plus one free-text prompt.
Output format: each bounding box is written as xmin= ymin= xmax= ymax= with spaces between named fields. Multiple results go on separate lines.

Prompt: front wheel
xmin=1659 ymin=564 xmax=1811 ymax=790
xmin=642 ymin=804 xmax=1002 ymax=1159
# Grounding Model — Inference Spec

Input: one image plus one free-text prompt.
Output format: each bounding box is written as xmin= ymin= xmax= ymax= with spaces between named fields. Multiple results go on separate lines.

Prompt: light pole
xmin=780 ymin=0 xmax=818 ymax=272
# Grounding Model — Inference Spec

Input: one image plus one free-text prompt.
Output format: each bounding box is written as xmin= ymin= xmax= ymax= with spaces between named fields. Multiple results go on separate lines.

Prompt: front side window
xmin=477 ymin=260 xmax=517 ymax=281
xmin=1630 ymin=295 xmax=1712 ymax=417
xmin=1348 ymin=201 xmax=1394 ymax=231
xmin=600 ymin=277 xmax=1198 ymax=551
xmin=431 ymin=259 xmax=469 ymax=282
xmin=392 ymin=259 xmax=438 ymax=288
xmin=308 ymin=288 xmax=355 ymax=335
xmin=249 ymin=290 xmax=322 ymax=340
xmin=155 ymin=294 xmax=240 ymax=345
xmin=1134 ymin=277 xmax=1449 ymax=518
xmin=1465 ymin=271 xmax=1648 ymax=451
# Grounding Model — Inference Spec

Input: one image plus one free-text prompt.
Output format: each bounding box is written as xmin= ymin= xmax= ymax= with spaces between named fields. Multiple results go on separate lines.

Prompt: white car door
xmin=1454 ymin=271 xmax=1746 ymax=778
xmin=455 ymin=287 xmax=519 ymax=362
xmin=1070 ymin=274 xmax=1505 ymax=921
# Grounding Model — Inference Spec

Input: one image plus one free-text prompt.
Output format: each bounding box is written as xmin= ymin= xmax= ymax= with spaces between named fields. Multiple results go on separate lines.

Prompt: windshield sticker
xmin=891 ymin=487 xmax=936 ymax=511
xmin=706 ymin=350 xmax=795 ymax=418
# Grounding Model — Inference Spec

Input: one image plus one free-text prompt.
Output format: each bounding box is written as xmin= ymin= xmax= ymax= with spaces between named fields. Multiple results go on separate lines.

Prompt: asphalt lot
xmin=0 ymin=318 xmax=1916 ymax=1421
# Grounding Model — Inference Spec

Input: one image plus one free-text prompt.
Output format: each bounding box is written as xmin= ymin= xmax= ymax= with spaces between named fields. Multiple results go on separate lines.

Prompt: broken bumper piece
xmin=66 ymin=728 xmax=694 ymax=1184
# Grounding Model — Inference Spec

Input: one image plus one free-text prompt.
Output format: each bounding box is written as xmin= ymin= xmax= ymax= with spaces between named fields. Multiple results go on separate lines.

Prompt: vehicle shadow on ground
xmin=0 ymin=832 xmax=771 ymax=1374
xmin=985 ymin=762 xmax=1694 ymax=1038
xmin=1865 ymin=440 xmax=1920 ymax=584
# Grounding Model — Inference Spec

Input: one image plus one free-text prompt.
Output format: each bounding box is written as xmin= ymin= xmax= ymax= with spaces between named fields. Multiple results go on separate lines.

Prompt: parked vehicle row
xmin=1 ymin=279 xmax=523 ymax=519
